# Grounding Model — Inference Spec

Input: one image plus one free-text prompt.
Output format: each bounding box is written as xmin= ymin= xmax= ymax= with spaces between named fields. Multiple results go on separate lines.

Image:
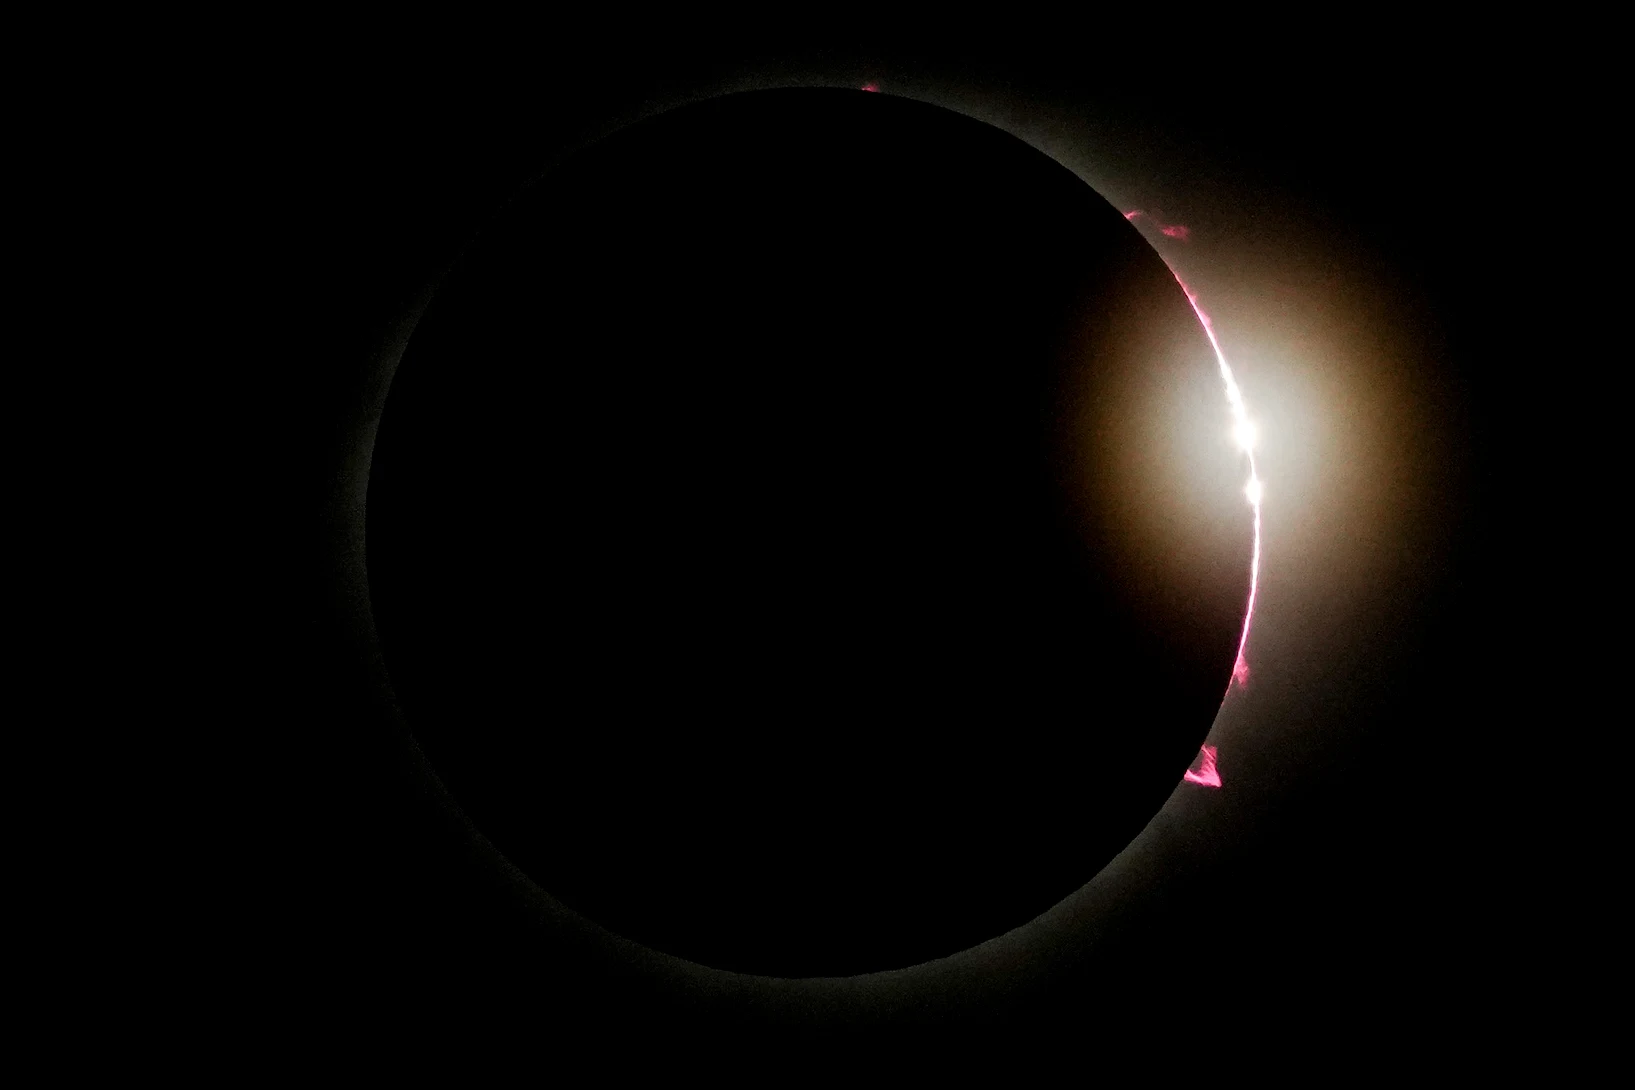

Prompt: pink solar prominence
xmin=1183 ymin=744 xmax=1222 ymax=788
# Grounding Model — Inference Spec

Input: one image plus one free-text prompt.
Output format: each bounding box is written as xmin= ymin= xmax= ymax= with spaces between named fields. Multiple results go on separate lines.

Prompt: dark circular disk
xmin=366 ymin=88 xmax=1250 ymax=977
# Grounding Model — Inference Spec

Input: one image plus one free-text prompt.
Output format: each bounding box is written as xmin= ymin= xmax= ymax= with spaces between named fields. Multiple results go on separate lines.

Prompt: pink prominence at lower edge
xmin=1183 ymin=745 xmax=1222 ymax=788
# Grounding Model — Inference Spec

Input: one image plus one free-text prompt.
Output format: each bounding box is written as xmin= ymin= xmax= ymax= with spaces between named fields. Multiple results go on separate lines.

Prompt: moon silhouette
xmin=365 ymin=89 xmax=1251 ymax=976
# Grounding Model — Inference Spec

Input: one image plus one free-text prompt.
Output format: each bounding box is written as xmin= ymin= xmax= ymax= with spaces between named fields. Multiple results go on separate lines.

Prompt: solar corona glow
xmin=1125 ymin=209 xmax=1265 ymax=789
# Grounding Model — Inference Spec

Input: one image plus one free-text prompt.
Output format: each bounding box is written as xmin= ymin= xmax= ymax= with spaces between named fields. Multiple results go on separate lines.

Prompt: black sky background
xmin=239 ymin=32 xmax=1567 ymax=1057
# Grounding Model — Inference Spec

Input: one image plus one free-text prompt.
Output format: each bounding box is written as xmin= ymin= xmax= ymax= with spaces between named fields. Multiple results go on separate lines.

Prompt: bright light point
xmin=1234 ymin=418 xmax=1258 ymax=451
xmin=1245 ymin=477 xmax=1263 ymax=506
xmin=860 ymin=82 xmax=880 ymax=92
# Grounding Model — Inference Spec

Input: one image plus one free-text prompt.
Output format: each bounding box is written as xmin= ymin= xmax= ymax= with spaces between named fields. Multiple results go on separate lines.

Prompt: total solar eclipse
xmin=365 ymin=88 xmax=1253 ymax=977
